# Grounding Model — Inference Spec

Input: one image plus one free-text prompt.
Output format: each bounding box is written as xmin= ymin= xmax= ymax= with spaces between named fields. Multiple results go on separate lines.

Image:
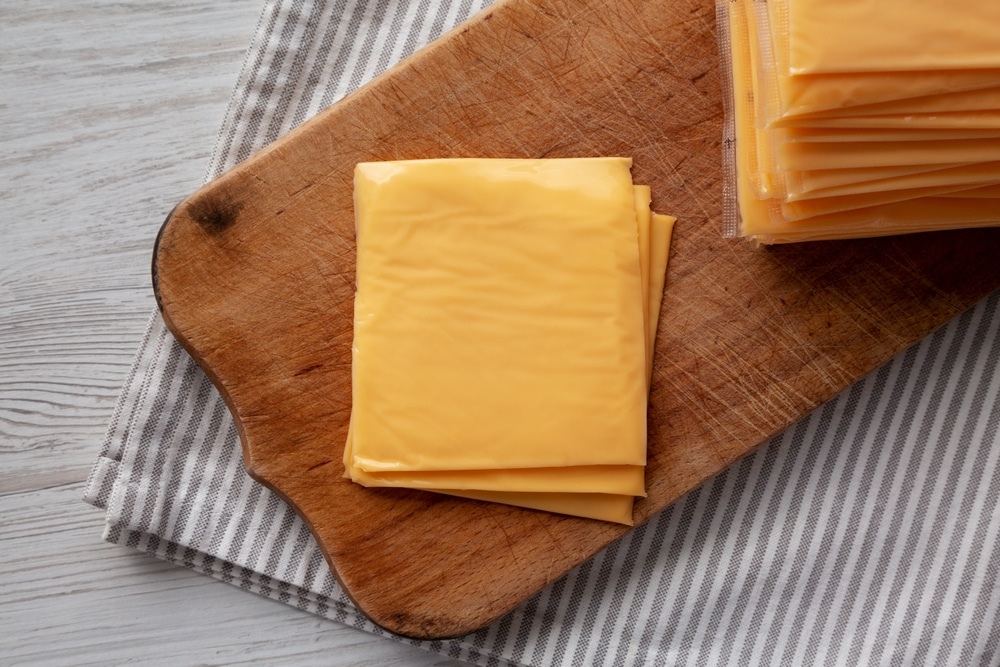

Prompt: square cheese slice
xmin=343 ymin=191 xmax=666 ymax=496
xmin=350 ymin=158 xmax=648 ymax=473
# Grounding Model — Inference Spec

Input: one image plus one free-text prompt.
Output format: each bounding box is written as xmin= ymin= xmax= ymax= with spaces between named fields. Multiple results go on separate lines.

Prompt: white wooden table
xmin=1 ymin=2 xmax=464 ymax=664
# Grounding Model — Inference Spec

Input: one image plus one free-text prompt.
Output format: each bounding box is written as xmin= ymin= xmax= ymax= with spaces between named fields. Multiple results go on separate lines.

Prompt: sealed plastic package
xmin=717 ymin=0 xmax=1000 ymax=243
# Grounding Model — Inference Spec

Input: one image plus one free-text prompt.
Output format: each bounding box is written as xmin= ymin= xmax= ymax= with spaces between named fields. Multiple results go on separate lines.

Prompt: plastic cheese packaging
xmin=344 ymin=158 xmax=676 ymax=524
xmin=719 ymin=0 xmax=1000 ymax=242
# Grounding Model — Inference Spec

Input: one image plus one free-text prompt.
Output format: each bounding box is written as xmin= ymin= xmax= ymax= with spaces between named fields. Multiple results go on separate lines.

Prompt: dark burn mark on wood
xmin=306 ymin=459 xmax=333 ymax=473
xmin=187 ymin=194 xmax=244 ymax=234
xmin=690 ymin=68 xmax=710 ymax=84
xmin=294 ymin=362 xmax=324 ymax=377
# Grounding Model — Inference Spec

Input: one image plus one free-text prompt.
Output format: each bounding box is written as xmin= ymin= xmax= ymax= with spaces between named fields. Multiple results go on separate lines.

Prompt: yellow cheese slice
xmin=435 ymin=489 xmax=636 ymax=525
xmin=939 ymin=184 xmax=1000 ymax=199
xmin=345 ymin=187 xmax=674 ymax=497
xmin=777 ymin=139 xmax=1000 ymax=172
xmin=344 ymin=422 xmax=639 ymax=496
xmin=781 ymin=87 xmax=1000 ymax=122
xmin=350 ymin=464 xmax=646 ymax=495
xmin=778 ymin=74 xmax=1000 ymax=123
xmin=787 ymin=162 xmax=1000 ymax=201
xmin=784 ymin=110 xmax=1000 ymax=131
xmin=647 ymin=213 xmax=675 ymax=388
xmin=753 ymin=198 xmax=1000 ymax=244
xmin=755 ymin=128 xmax=1000 ymax=199
xmin=635 ymin=185 xmax=652 ymax=376
xmin=750 ymin=135 xmax=994 ymax=201
xmin=781 ymin=127 xmax=1000 ymax=144
xmin=785 ymin=0 xmax=1000 ymax=74
xmin=748 ymin=0 xmax=1000 ymax=118
xmin=350 ymin=158 xmax=647 ymax=474
xmin=780 ymin=183 xmax=982 ymax=221
xmin=344 ymin=419 xmax=642 ymax=522
xmin=785 ymin=164 xmax=973 ymax=197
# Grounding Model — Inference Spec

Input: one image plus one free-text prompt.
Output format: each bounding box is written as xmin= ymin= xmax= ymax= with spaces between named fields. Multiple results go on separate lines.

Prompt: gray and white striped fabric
xmin=84 ymin=1 xmax=1000 ymax=664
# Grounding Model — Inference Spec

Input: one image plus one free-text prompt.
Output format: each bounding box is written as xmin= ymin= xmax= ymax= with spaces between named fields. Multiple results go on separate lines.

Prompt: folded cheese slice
xmin=437 ymin=489 xmax=637 ymax=525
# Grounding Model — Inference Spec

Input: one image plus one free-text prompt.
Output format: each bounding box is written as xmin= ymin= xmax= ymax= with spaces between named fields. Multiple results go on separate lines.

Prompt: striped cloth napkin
xmin=84 ymin=1 xmax=1000 ymax=664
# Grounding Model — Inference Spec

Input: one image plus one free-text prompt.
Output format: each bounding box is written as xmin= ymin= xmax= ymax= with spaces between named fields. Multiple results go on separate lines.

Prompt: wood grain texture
xmin=0 ymin=484 xmax=461 ymax=667
xmin=0 ymin=0 xmax=257 ymax=495
xmin=153 ymin=0 xmax=1000 ymax=640
xmin=2 ymin=1 xmax=455 ymax=664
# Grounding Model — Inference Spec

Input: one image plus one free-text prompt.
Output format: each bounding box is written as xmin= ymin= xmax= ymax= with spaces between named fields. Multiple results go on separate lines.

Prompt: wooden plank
xmin=153 ymin=0 xmax=1000 ymax=639
xmin=0 ymin=484 xmax=457 ymax=666
xmin=0 ymin=0 xmax=259 ymax=495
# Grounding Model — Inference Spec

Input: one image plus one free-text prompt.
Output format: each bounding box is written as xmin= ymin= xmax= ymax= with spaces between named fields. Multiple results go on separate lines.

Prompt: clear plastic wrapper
xmin=716 ymin=0 xmax=741 ymax=238
xmin=716 ymin=0 xmax=1000 ymax=242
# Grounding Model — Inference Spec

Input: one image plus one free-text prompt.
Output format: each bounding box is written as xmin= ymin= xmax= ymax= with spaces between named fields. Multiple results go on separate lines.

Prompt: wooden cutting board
xmin=152 ymin=0 xmax=1000 ymax=640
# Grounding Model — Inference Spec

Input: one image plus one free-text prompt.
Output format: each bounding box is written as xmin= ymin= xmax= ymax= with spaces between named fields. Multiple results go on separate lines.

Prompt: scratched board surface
xmin=152 ymin=0 xmax=1000 ymax=639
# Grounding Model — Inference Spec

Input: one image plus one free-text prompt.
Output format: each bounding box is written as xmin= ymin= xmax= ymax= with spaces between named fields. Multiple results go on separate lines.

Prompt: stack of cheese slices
xmin=343 ymin=158 xmax=676 ymax=525
xmin=724 ymin=0 xmax=1000 ymax=243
